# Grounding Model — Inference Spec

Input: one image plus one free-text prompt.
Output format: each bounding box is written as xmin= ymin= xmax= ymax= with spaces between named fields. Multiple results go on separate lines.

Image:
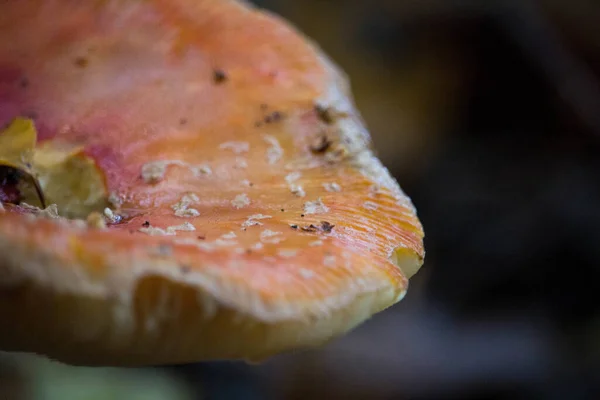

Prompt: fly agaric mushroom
xmin=0 ymin=0 xmax=424 ymax=366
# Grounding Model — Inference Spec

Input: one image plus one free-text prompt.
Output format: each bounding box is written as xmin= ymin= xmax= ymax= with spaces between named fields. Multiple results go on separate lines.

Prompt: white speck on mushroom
xmin=103 ymin=207 xmax=121 ymax=223
xmin=219 ymin=141 xmax=249 ymax=154
xmin=214 ymin=239 xmax=238 ymax=247
xmin=264 ymin=135 xmax=283 ymax=164
xmin=142 ymin=160 xmax=211 ymax=184
xmin=240 ymin=179 xmax=252 ymax=187
xmin=169 ymin=222 xmax=196 ymax=232
xmin=303 ymin=198 xmax=329 ymax=215
xmin=285 ymin=172 xmax=305 ymax=197
xmin=221 ymin=231 xmax=237 ymax=240
xmin=309 ymin=240 xmax=323 ymax=247
xmin=172 ymin=194 xmax=200 ymax=218
xmin=108 ymin=192 xmax=123 ymax=208
xmin=241 ymin=214 xmax=272 ymax=228
xmin=191 ymin=164 xmax=212 ymax=176
xmin=299 ymin=268 xmax=314 ymax=279
xmin=324 ymin=255 xmax=336 ymax=267
xmin=323 ymin=182 xmax=342 ymax=192
xmin=278 ymin=249 xmax=298 ymax=258
xmin=363 ymin=201 xmax=379 ymax=211
xmin=139 ymin=226 xmax=172 ymax=236
xmin=285 ymin=172 xmax=301 ymax=184
xmin=260 ymin=229 xmax=283 ymax=244
xmin=234 ymin=157 xmax=248 ymax=169
xmin=141 ymin=161 xmax=170 ymax=183
xmin=215 ymin=232 xmax=238 ymax=246
xmin=290 ymin=184 xmax=306 ymax=197
xmin=234 ymin=248 xmax=246 ymax=255
xmin=139 ymin=222 xmax=196 ymax=236
xmin=231 ymin=193 xmax=250 ymax=209
xmin=251 ymin=242 xmax=264 ymax=250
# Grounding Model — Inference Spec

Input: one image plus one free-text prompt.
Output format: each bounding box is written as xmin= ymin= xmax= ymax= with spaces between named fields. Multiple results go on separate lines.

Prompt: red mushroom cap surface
xmin=0 ymin=0 xmax=424 ymax=366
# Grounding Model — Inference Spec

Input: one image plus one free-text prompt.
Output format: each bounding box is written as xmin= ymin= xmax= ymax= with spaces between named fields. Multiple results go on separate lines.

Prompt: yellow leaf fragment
xmin=33 ymin=142 xmax=109 ymax=219
xmin=0 ymin=118 xmax=45 ymax=207
xmin=0 ymin=117 xmax=109 ymax=219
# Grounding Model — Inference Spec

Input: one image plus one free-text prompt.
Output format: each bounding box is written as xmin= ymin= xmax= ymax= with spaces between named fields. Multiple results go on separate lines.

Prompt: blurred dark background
xmin=2 ymin=0 xmax=600 ymax=398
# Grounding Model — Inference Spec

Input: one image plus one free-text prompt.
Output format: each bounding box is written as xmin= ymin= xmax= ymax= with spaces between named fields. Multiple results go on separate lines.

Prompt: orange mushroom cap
xmin=0 ymin=0 xmax=424 ymax=366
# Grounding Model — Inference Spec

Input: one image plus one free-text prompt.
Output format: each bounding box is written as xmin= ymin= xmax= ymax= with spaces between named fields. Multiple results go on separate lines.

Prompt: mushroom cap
xmin=0 ymin=0 xmax=424 ymax=366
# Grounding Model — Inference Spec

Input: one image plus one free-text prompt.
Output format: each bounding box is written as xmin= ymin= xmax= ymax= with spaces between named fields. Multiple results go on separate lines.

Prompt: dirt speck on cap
xmin=309 ymin=134 xmax=332 ymax=154
xmin=213 ymin=69 xmax=227 ymax=84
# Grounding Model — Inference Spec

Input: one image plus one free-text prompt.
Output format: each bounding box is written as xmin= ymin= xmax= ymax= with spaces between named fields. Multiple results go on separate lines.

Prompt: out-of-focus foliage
xmin=0 ymin=353 xmax=194 ymax=400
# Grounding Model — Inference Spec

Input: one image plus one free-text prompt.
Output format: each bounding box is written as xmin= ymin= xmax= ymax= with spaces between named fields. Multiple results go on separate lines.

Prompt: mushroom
xmin=0 ymin=0 xmax=424 ymax=366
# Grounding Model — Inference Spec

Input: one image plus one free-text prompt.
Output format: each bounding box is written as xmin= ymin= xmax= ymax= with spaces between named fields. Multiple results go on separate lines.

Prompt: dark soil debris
xmin=213 ymin=69 xmax=227 ymax=84
xmin=320 ymin=221 xmax=335 ymax=233
xmin=310 ymin=134 xmax=332 ymax=154
xmin=264 ymin=111 xmax=284 ymax=124
xmin=315 ymin=105 xmax=334 ymax=124
xmin=74 ymin=57 xmax=89 ymax=68
xmin=300 ymin=224 xmax=319 ymax=233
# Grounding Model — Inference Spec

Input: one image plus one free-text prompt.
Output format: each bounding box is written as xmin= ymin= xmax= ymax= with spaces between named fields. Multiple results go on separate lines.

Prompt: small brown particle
xmin=315 ymin=105 xmax=334 ymax=124
xmin=19 ymin=77 xmax=29 ymax=88
xmin=254 ymin=121 xmax=263 ymax=128
xmin=300 ymin=224 xmax=318 ymax=233
xmin=260 ymin=104 xmax=268 ymax=110
xmin=290 ymin=224 xmax=298 ymax=229
xmin=197 ymin=234 xmax=206 ymax=240
xmin=74 ymin=57 xmax=88 ymax=68
xmin=320 ymin=221 xmax=335 ymax=233
xmin=180 ymin=265 xmax=191 ymax=274
xmin=264 ymin=111 xmax=283 ymax=124
xmin=142 ymin=221 xmax=150 ymax=228
xmin=300 ymin=214 xmax=305 ymax=217
xmin=213 ymin=69 xmax=227 ymax=84
xmin=179 ymin=118 xmax=188 ymax=125
xmin=309 ymin=135 xmax=332 ymax=154
xmin=280 ymin=208 xmax=285 ymax=212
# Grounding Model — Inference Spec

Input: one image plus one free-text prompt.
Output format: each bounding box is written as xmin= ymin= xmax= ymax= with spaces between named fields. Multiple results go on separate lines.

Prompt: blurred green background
xmin=2 ymin=0 xmax=600 ymax=399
